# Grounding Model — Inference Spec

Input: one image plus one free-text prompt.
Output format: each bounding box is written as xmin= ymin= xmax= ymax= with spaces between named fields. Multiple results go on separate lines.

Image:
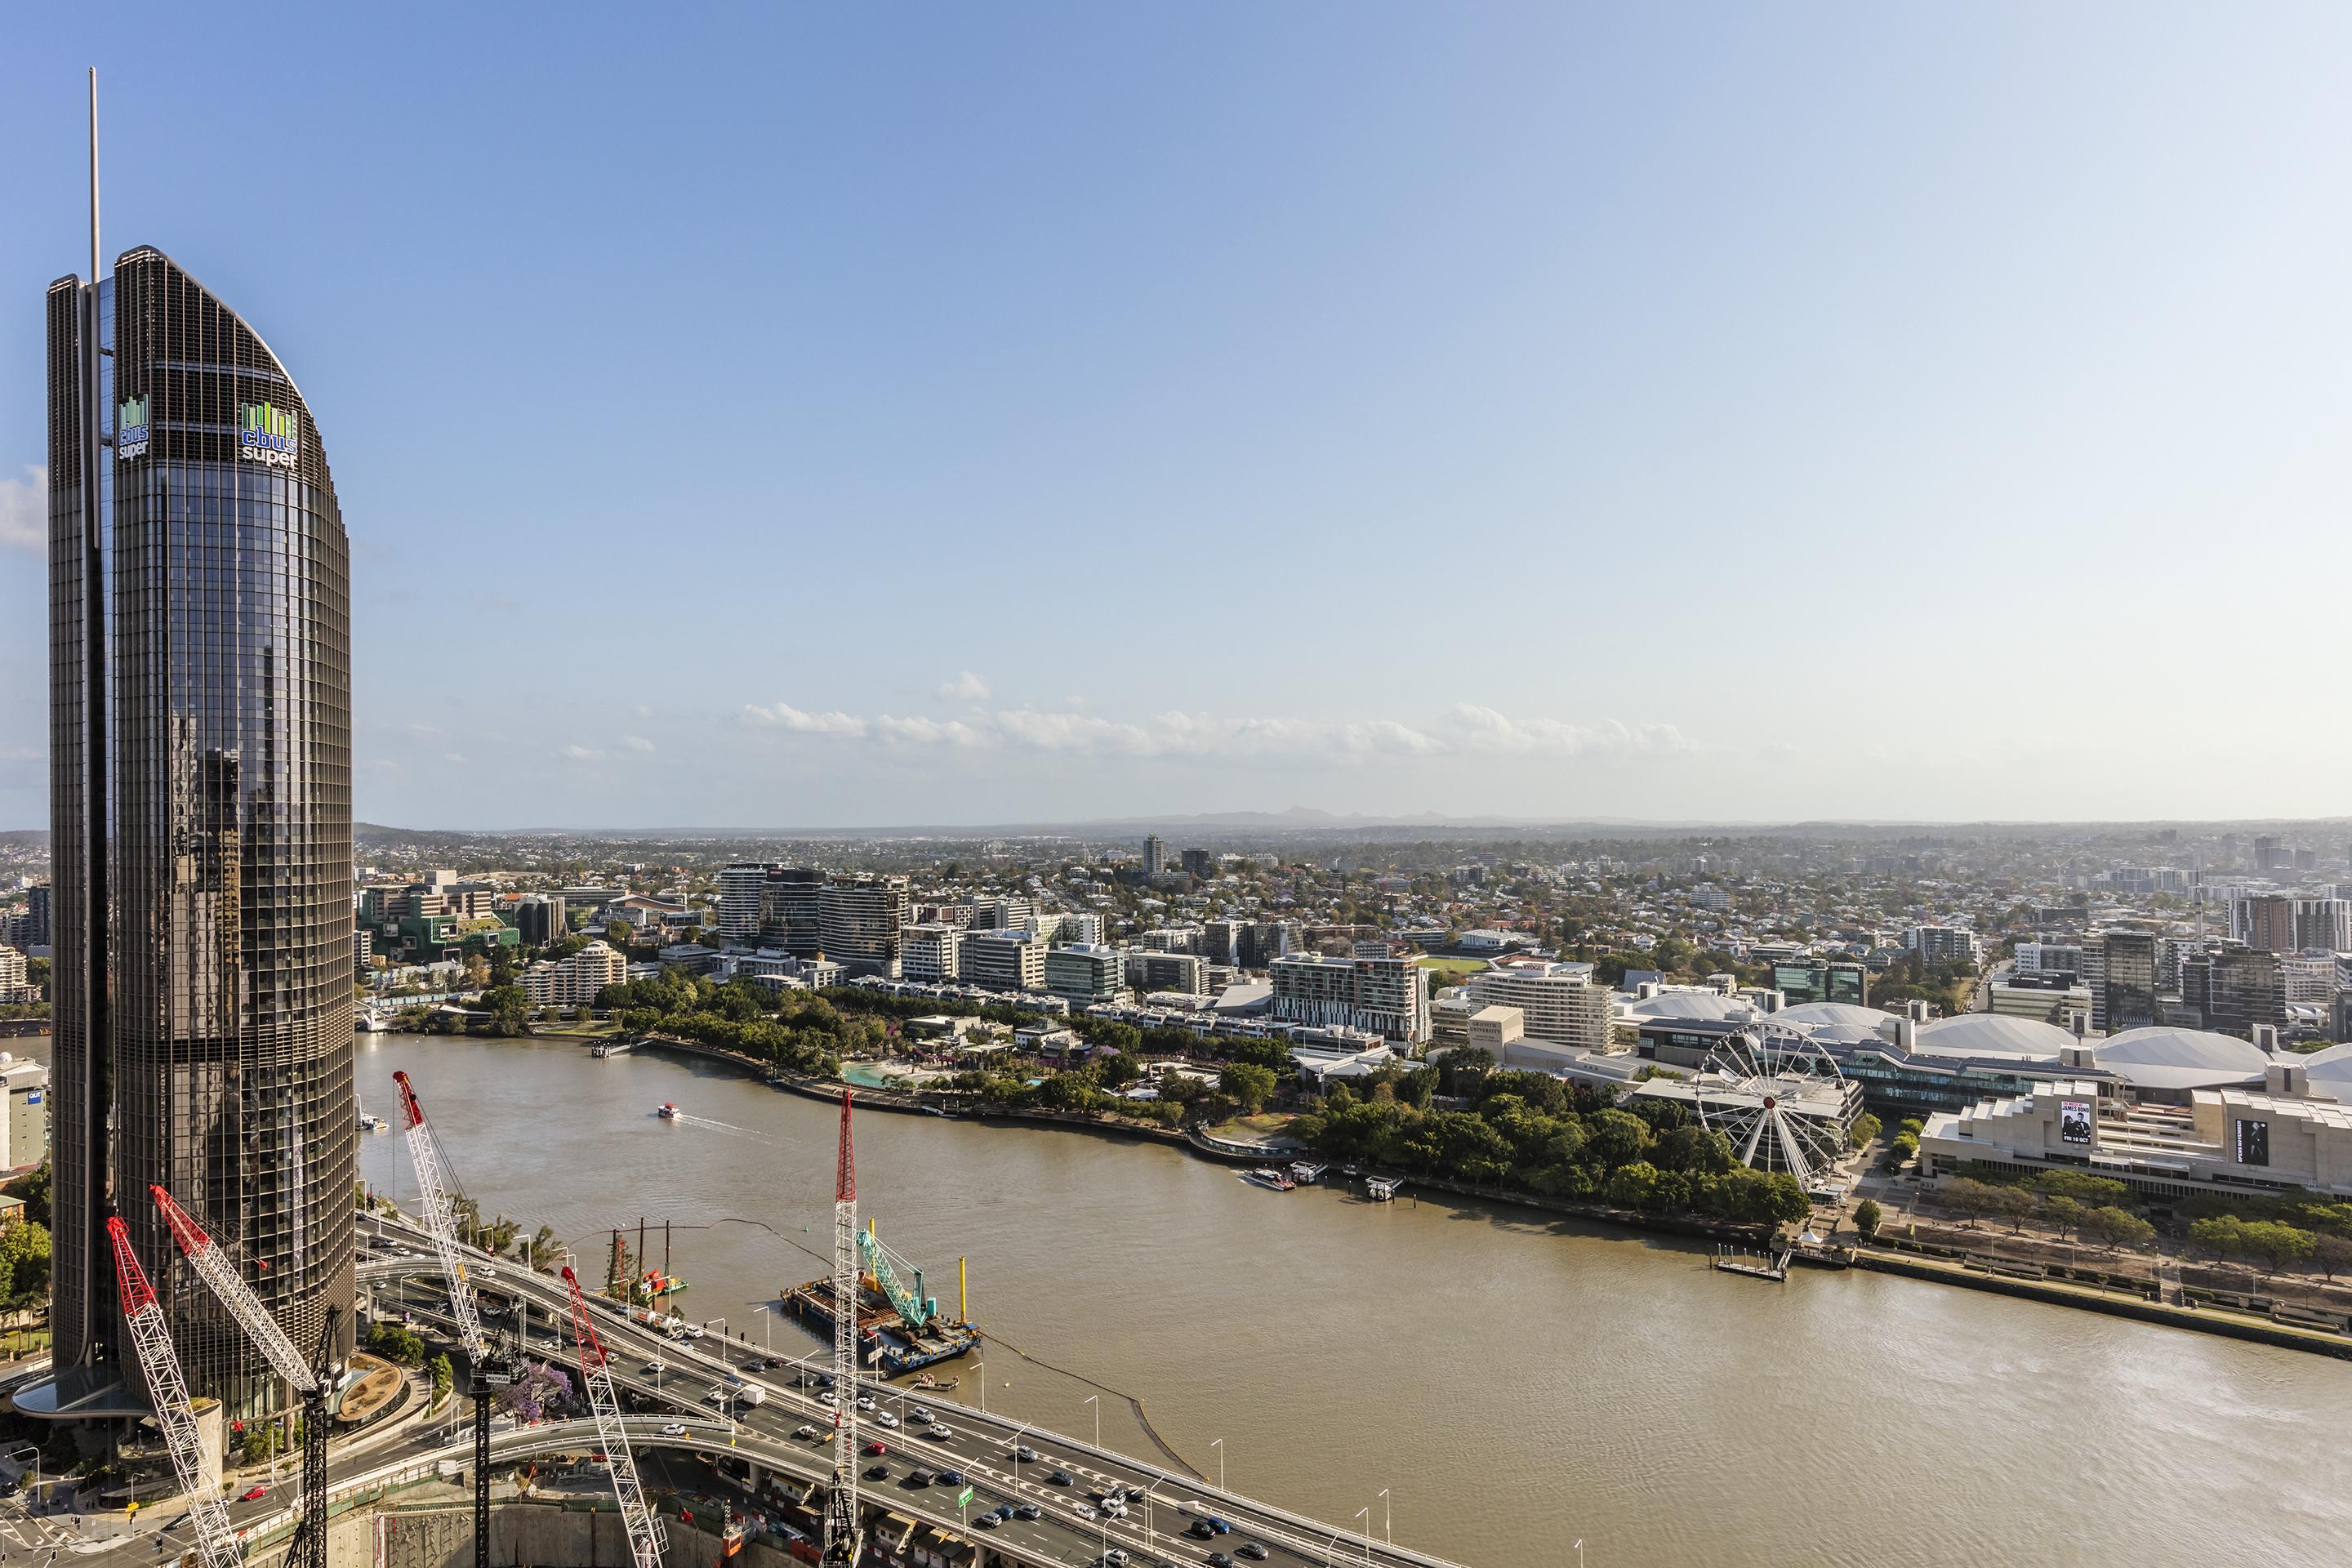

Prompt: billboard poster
xmin=2060 ymin=1099 xmax=2092 ymax=1146
xmin=2235 ymin=1118 xmax=2270 ymax=1168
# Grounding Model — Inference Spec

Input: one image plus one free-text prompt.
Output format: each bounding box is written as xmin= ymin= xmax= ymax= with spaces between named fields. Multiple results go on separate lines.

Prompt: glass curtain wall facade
xmin=46 ymin=247 xmax=356 ymax=1419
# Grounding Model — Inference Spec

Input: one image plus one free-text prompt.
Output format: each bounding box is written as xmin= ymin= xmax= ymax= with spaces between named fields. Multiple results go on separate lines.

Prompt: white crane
xmin=149 ymin=1186 xmax=338 ymax=1568
xmin=822 ymin=1090 xmax=862 ymax=1567
xmin=391 ymin=1070 xmax=499 ymax=1568
xmin=557 ymin=1266 xmax=666 ymax=1568
xmin=106 ymin=1216 xmax=243 ymax=1568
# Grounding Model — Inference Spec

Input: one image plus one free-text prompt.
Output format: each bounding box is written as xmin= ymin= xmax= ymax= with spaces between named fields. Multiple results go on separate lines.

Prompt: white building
xmin=0 ymin=946 xmax=34 ymax=1004
xmin=900 ymin=924 xmax=964 ymax=985
xmin=520 ymin=940 xmax=627 ymax=1009
xmin=715 ymin=863 xmax=769 ymax=940
xmin=1125 ymin=950 xmax=1205 ymax=997
xmin=821 ymin=873 xmax=911 ymax=978
xmin=960 ymin=930 xmax=1045 ymax=993
xmin=1905 ymin=925 xmax=1983 ymax=965
xmin=1462 ymin=960 xmax=1611 ymax=1054
xmin=1045 ymin=943 xmax=1125 ymax=1004
xmin=1270 ymin=954 xmax=1431 ymax=1044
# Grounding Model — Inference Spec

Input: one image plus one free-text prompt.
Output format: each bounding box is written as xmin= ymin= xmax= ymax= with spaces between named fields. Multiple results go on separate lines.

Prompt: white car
xmin=925 ymin=1424 xmax=954 ymax=1441
xmin=854 ymin=1395 xmax=875 ymax=1412
xmin=704 ymin=1388 xmax=728 ymax=1404
xmin=910 ymin=1406 xmax=934 ymax=1424
xmin=658 ymin=1423 xmax=688 ymax=1437
xmin=795 ymin=1425 xmax=820 ymax=1441
xmin=817 ymin=1391 xmax=839 ymax=1406
xmin=643 ymin=1359 xmax=666 ymax=1375
xmin=873 ymin=1412 xmax=901 ymax=1429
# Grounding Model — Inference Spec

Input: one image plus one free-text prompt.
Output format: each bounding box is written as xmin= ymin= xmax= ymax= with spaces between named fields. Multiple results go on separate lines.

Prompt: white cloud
xmin=621 ymin=735 xmax=657 ymax=755
xmin=1445 ymin=704 xmax=1693 ymax=757
xmin=742 ymin=702 xmax=868 ymax=736
xmin=737 ymin=697 xmax=1678 ymax=766
xmin=0 ymin=466 xmax=46 ymax=553
xmin=561 ymin=744 xmax=604 ymax=760
xmin=444 ymin=751 xmax=467 ymax=764
xmin=938 ymin=670 xmax=992 ymax=702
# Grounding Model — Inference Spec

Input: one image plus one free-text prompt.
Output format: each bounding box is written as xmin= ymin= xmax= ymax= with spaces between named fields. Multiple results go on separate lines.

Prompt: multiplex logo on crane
xmin=117 ymin=396 xmax=150 ymax=461
xmin=239 ymin=400 xmax=299 ymax=469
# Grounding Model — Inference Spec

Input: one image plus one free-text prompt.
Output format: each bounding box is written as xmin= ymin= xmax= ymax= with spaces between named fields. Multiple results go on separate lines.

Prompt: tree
xmin=1584 ymin=1109 xmax=1654 ymax=1170
xmin=1219 ymin=1063 xmax=1279 ymax=1116
xmin=3 ymin=1159 xmax=52 ymax=1227
xmin=2080 ymin=1206 xmax=2154 ymax=1251
xmin=364 ymin=1321 xmax=425 ymax=1365
xmin=1848 ymin=1113 xmax=1882 ymax=1152
xmin=429 ymin=1352 xmax=454 ymax=1410
xmin=0 ymin=1220 xmax=51 ymax=1305
xmin=1940 ymin=1177 xmax=2000 ymax=1227
xmin=1881 ymin=1132 xmax=1919 ymax=1172
xmin=1853 ymin=1198 xmax=1882 ymax=1241
xmin=2313 ymin=1232 xmax=2352 ymax=1282
xmin=2039 ymin=1195 xmax=2084 ymax=1240
xmin=1986 ymin=1186 xmax=2036 ymax=1233
xmin=2034 ymin=1170 xmax=2129 ymax=1209
xmin=1605 ymin=1160 xmax=1660 ymax=1209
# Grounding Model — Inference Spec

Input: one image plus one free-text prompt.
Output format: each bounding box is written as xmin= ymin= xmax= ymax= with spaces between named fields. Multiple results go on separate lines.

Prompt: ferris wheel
xmin=1695 ymin=1027 xmax=1851 ymax=1188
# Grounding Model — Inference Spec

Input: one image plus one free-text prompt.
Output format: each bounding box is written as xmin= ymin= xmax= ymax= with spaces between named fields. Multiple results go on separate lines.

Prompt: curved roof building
xmin=1620 ymin=989 xmax=1757 ymax=1023
xmin=2091 ymin=1027 xmax=2270 ymax=1093
xmin=43 ymin=247 xmax=354 ymax=1420
xmin=1913 ymin=1013 xmax=2078 ymax=1061
xmin=2300 ymin=1041 xmax=2352 ymax=1097
xmin=1771 ymin=1001 xmax=1893 ymax=1042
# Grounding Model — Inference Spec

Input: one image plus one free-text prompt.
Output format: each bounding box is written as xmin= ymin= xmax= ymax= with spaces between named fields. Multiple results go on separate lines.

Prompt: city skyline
xmin=10 ymin=7 xmax=2352 ymax=830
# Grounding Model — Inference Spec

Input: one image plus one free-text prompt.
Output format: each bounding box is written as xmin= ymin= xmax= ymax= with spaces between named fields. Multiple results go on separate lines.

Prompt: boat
xmin=908 ymin=1372 xmax=960 ymax=1392
xmin=1244 ymin=1168 xmax=1297 ymax=1192
xmin=657 ymin=1102 xmax=680 ymax=1119
xmin=356 ymin=1006 xmax=390 ymax=1034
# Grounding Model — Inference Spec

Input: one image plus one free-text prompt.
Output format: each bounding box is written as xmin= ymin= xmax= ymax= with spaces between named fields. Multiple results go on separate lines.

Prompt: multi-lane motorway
xmin=358 ymin=1211 xmax=1463 ymax=1568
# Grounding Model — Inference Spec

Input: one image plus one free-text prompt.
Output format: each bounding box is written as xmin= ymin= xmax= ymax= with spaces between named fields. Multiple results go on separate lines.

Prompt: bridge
xmin=342 ymin=1209 xmax=1466 ymax=1568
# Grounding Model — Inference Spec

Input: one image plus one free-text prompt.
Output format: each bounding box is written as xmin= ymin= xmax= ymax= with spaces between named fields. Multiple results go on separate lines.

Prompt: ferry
xmin=591 ymin=1040 xmax=634 ymax=1059
xmin=1244 ymin=1168 xmax=1297 ymax=1192
xmin=657 ymin=1102 xmax=681 ymax=1120
xmin=357 ymin=1007 xmax=391 ymax=1034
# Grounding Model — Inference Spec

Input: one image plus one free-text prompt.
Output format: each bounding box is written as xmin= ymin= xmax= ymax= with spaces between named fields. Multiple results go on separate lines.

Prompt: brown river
xmin=355 ymin=1034 xmax=2352 ymax=1567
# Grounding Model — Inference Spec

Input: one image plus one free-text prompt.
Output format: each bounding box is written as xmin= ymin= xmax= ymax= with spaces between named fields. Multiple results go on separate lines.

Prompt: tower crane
xmin=392 ymin=1070 xmax=504 ymax=1568
xmin=105 ymin=1217 xmax=243 ymax=1568
xmin=557 ymin=1267 xmax=666 ymax=1568
xmin=821 ymin=1090 xmax=862 ymax=1568
xmin=148 ymin=1186 xmax=340 ymax=1568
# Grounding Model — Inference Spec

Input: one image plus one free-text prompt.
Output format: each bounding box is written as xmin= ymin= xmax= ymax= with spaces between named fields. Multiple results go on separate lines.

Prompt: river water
xmin=354 ymin=1034 xmax=2352 ymax=1567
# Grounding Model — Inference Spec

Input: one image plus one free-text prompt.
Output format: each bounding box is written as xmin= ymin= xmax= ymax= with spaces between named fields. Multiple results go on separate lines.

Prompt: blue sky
xmin=6 ymin=4 xmax=2352 ymax=829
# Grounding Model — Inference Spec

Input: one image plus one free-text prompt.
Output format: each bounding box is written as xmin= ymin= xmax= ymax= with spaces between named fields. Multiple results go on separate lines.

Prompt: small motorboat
xmin=657 ymin=1102 xmax=681 ymax=1120
xmin=1244 ymin=1168 xmax=1297 ymax=1192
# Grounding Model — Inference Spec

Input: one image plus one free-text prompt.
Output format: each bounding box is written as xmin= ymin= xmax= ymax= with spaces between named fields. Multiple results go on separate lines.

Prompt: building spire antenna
xmin=88 ymin=67 xmax=99 ymax=283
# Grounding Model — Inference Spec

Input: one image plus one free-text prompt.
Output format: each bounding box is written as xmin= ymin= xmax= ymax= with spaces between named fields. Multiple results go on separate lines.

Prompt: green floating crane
xmin=856 ymin=1220 xmax=939 ymax=1330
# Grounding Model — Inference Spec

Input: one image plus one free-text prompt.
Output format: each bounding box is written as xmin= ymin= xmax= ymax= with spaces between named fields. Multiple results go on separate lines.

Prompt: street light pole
xmin=703 ymin=1318 xmax=728 ymax=1366
xmin=1084 ymin=1395 xmax=1098 ymax=1450
xmin=1378 ymin=1487 xmax=1391 ymax=1545
xmin=974 ymin=1360 xmax=986 ymax=1418
xmin=754 ymin=1304 xmax=771 ymax=1355
xmin=1210 ymin=1437 xmax=1224 ymax=1494
xmin=1574 ymin=1539 xmax=1584 ymax=1568
xmin=1356 ymin=1508 xmax=1371 ymax=1565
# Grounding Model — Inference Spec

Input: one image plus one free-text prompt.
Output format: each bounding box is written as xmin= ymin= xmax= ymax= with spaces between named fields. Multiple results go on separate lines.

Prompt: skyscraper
xmin=38 ymin=242 xmax=356 ymax=1422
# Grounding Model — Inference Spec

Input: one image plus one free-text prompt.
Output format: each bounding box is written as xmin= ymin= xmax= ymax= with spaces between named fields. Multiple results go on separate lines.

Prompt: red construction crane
xmin=558 ymin=1267 xmax=666 ymax=1568
xmin=107 ymin=1217 xmax=243 ymax=1568
xmin=392 ymin=1071 xmax=502 ymax=1568
xmin=149 ymin=1187 xmax=339 ymax=1568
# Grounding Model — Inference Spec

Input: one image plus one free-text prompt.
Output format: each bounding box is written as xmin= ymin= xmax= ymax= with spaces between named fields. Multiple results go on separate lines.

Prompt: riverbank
xmin=605 ymin=1031 xmax=2352 ymax=1358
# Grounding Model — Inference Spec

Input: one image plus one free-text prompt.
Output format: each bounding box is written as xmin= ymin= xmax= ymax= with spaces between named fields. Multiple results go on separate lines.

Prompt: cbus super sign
xmin=239 ymin=400 xmax=300 ymax=469
xmin=117 ymin=396 xmax=150 ymax=461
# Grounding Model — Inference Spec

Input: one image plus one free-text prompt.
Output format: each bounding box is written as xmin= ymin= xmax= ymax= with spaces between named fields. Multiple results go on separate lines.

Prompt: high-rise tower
xmin=41 ymin=231 xmax=356 ymax=1420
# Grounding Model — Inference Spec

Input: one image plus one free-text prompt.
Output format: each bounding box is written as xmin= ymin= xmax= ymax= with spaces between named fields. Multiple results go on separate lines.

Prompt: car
xmin=863 ymin=1441 xmax=889 ymax=1456
xmin=1011 ymin=1445 xmax=1039 ymax=1463
xmin=1207 ymin=1555 xmax=1234 ymax=1568
xmin=1208 ymin=1517 xmax=1234 ymax=1535
xmin=904 ymin=1471 xmax=930 ymax=1490
xmin=855 ymin=1395 xmax=876 ymax=1412
xmin=925 ymin=1424 xmax=954 ymax=1441
xmin=794 ymin=1425 xmax=820 ymax=1440
xmin=1013 ymin=1504 xmax=1041 ymax=1521
xmin=934 ymin=1469 xmax=964 ymax=1487
xmin=643 ymin=1358 xmax=666 ymax=1374
xmin=873 ymin=1411 xmax=901 ymax=1429
xmin=1100 ymin=1552 xmax=1129 ymax=1567
xmin=1187 ymin=1521 xmax=1217 ymax=1541
xmin=1076 ymin=1505 xmax=1098 ymax=1521
xmin=238 ymin=1486 xmax=268 ymax=1503
xmin=1236 ymin=1546 xmax=1268 ymax=1561
xmin=1046 ymin=1469 xmax=1075 ymax=1487
xmin=703 ymin=1388 xmax=728 ymax=1404
xmin=976 ymin=1514 xmax=1000 ymax=1530
xmin=910 ymin=1405 xmax=934 ymax=1424
xmin=658 ymin=1423 xmax=688 ymax=1437
xmin=864 ymin=1464 xmax=890 ymax=1482
xmin=1099 ymin=1499 xmax=1127 ymax=1519
xmin=991 ymin=1506 xmax=1015 ymax=1521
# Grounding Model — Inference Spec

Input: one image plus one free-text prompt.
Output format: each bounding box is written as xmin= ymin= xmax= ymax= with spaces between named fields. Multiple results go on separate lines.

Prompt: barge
xmin=781 ymin=1275 xmax=980 ymax=1376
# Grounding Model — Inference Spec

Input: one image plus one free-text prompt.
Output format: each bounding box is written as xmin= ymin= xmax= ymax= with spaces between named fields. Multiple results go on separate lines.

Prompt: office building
xmin=960 ymin=930 xmax=1045 ymax=993
xmin=0 ymin=947 xmax=32 ymax=1005
xmin=1200 ymin=920 xmax=1246 ymax=968
xmin=819 ymin=873 xmax=910 ymax=978
xmin=0 ymin=1057 xmax=50 ymax=1173
xmin=899 ymin=924 xmax=964 ymax=985
xmin=1125 ymin=950 xmax=1205 ymax=997
xmin=716 ymin=862 xmax=769 ymax=941
xmin=1179 ymin=849 xmax=1213 ymax=879
xmin=1045 ymin=944 xmax=1125 ymax=1004
xmin=964 ymin=895 xmax=1033 ymax=933
xmin=2189 ymin=949 xmax=2287 ymax=1042
xmin=22 ymin=884 xmax=48 ymax=951
xmin=761 ymin=868 xmax=823 ymax=956
xmin=520 ymin=941 xmax=627 ymax=1010
xmin=41 ymin=246 xmax=356 ymax=1419
xmin=1143 ymin=835 xmax=1166 ymax=878
xmin=1771 ymin=957 xmax=1869 ymax=1008
xmin=1463 ymin=960 xmax=1613 ymax=1054
xmin=512 ymin=894 xmax=567 ymax=947
xmin=2083 ymin=929 xmax=2159 ymax=1033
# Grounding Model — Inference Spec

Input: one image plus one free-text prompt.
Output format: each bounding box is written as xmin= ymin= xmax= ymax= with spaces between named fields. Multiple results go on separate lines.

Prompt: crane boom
xmin=558 ymin=1267 xmax=666 ymax=1568
xmin=854 ymin=1227 xmax=932 ymax=1330
xmin=149 ymin=1185 xmax=316 ymax=1392
xmin=108 ymin=1218 xmax=243 ymax=1568
xmin=821 ymin=1091 xmax=862 ymax=1567
xmin=391 ymin=1071 xmax=487 ymax=1361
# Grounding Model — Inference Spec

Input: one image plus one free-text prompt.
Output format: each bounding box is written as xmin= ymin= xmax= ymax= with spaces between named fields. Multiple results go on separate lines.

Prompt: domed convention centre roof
xmin=2091 ymin=1027 xmax=2270 ymax=1092
xmin=1913 ymin=1013 xmax=2077 ymax=1061
xmin=2299 ymin=1041 xmax=2352 ymax=1095
xmin=1773 ymin=1001 xmax=1891 ymax=1032
xmin=1619 ymin=990 xmax=1757 ymax=1023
